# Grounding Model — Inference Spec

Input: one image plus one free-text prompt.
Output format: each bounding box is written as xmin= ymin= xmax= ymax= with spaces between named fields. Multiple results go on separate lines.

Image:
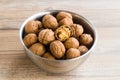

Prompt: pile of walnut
xmin=23 ymin=11 xmax=93 ymax=60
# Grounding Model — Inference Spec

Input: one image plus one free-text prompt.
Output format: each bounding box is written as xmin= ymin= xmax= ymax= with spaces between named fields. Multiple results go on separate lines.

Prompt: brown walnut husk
xmin=50 ymin=40 xmax=66 ymax=59
xmin=23 ymin=33 xmax=37 ymax=47
xmin=25 ymin=20 xmax=42 ymax=33
xmin=59 ymin=18 xmax=73 ymax=26
xmin=66 ymin=48 xmax=80 ymax=59
xmin=42 ymin=14 xmax=58 ymax=30
xmin=64 ymin=37 xmax=79 ymax=49
xmin=70 ymin=24 xmax=84 ymax=37
xmin=79 ymin=33 xmax=93 ymax=46
xmin=78 ymin=45 xmax=88 ymax=55
xmin=38 ymin=29 xmax=55 ymax=45
xmin=29 ymin=43 xmax=46 ymax=56
xmin=56 ymin=11 xmax=72 ymax=21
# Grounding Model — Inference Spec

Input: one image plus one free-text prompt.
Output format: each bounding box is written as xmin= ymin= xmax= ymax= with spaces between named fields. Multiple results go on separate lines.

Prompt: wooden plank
xmin=0 ymin=0 xmax=120 ymax=10
xmin=0 ymin=46 xmax=120 ymax=79
xmin=0 ymin=0 xmax=120 ymax=29
xmin=0 ymin=30 xmax=23 ymax=51
xmin=0 ymin=9 xmax=120 ymax=29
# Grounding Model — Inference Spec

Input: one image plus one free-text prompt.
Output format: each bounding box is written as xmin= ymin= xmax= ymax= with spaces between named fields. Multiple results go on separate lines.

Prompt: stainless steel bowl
xmin=20 ymin=10 xmax=97 ymax=73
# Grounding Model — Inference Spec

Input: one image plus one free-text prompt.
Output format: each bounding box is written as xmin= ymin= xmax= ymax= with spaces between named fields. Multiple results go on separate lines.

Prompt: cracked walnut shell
xmin=25 ymin=20 xmax=42 ymax=33
xmin=70 ymin=24 xmax=84 ymax=37
xmin=50 ymin=40 xmax=65 ymax=59
xmin=56 ymin=11 xmax=72 ymax=21
xmin=64 ymin=37 xmax=79 ymax=49
xmin=38 ymin=29 xmax=55 ymax=45
xmin=66 ymin=48 xmax=80 ymax=59
xmin=79 ymin=33 xmax=93 ymax=46
xmin=55 ymin=25 xmax=71 ymax=41
xmin=42 ymin=14 xmax=58 ymax=29
xmin=29 ymin=43 xmax=46 ymax=56
xmin=23 ymin=33 xmax=37 ymax=47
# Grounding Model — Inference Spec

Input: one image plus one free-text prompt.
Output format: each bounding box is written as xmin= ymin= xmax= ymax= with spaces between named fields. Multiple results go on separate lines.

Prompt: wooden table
xmin=0 ymin=0 xmax=120 ymax=80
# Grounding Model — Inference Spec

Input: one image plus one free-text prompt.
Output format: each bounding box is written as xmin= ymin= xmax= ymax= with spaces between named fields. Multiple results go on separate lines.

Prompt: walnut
xmin=36 ymin=20 xmax=42 ymax=28
xmin=64 ymin=37 xmax=79 ymax=49
xmin=38 ymin=29 xmax=55 ymax=45
xmin=80 ymin=33 xmax=93 ymax=46
xmin=56 ymin=12 xmax=72 ymax=21
xmin=42 ymin=14 xmax=58 ymax=30
xmin=43 ymin=52 xmax=55 ymax=60
xmin=70 ymin=24 xmax=84 ymax=37
xmin=25 ymin=20 xmax=42 ymax=33
xmin=78 ymin=45 xmax=88 ymax=55
xmin=29 ymin=43 xmax=46 ymax=56
xmin=55 ymin=25 xmax=71 ymax=41
xmin=23 ymin=33 xmax=37 ymax=47
xmin=50 ymin=40 xmax=66 ymax=59
xmin=66 ymin=48 xmax=80 ymax=59
xmin=59 ymin=18 xmax=73 ymax=26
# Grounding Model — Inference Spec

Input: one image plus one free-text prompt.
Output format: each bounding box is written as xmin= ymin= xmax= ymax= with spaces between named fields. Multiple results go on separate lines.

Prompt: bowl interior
xmin=20 ymin=10 xmax=97 ymax=61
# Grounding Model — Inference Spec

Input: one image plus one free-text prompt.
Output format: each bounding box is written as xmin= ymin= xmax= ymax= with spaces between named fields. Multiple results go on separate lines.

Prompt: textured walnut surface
xmin=64 ymin=37 xmax=79 ymax=49
xmin=56 ymin=11 xmax=72 ymax=21
xmin=23 ymin=33 xmax=37 ymax=47
xmin=70 ymin=24 xmax=84 ymax=37
xmin=59 ymin=18 xmax=73 ymax=26
xmin=78 ymin=45 xmax=88 ymax=55
xmin=50 ymin=40 xmax=66 ymax=59
xmin=29 ymin=43 xmax=46 ymax=56
xmin=80 ymin=33 xmax=93 ymax=46
xmin=42 ymin=14 xmax=58 ymax=29
xmin=66 ymin=48 xmax=80 ymax=59
xmin=25 ymin=20 xmax=42 ymax=33
xmin=38 ymin=29 xmax=55 ymax=45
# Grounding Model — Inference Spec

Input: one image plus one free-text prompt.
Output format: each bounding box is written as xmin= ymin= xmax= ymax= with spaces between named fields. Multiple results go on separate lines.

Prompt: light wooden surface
xmin=0 ymin=0 xmax=120 ymax=80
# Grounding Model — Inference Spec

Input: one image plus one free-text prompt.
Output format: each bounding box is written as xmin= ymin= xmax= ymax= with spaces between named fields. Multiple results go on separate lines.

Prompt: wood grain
xmin=0 ymin=0 xmax=120 ymax=80
xmin=0 ymin=0 xmax=120 ymax=29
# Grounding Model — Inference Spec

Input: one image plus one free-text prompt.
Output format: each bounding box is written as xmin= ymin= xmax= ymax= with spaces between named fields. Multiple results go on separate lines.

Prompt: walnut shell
xmin=66 ymin=48 xmax=80 ymax=59
xmin=50 ymin=40 xmax=66 ymax=59
xmin=70 ymin=24 xmax=84 ymax=37
xmin=38 ymin=29 xmax=55 ymax=45
xmin=56 ymin=12 xmax=72 ymax=21
xmin=55 ymin=25 xmax=71 ymax=41
xmin=29 ymin=43 xmax=46 ymax=56
xmin=25 ymin=20 xmax=42 ymax=33
xmin=36 ymin=20 xmax=42 ymax=28
xmin=23 ymin=33 xmax=37 ymax=47
xmin=80 ymin=33 xmax=93 ymax=46
xmin=59 ymin=18 xmax=73 ymax=26
xmin=78 ymin=45 xmax=88 ymax=55
xmin=64 ymin=37 xmax=79 ymax=49
xmin=42 ymin=14 xmax=58 ymax=30
xmin=43 ymin=52 xmax=55 ymax=60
